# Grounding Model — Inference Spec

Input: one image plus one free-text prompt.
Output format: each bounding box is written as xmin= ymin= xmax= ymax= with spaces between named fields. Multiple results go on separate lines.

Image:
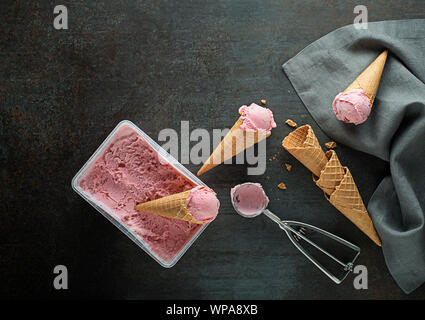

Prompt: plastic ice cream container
xmin=72 ymin=120 xmax=213 ymax=268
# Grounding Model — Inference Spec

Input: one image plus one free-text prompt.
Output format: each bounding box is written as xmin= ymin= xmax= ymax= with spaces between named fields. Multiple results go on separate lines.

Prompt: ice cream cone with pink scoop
xmin=333 ymin=50 xmax=388 ymax=125
xmin=197 ymin=103 xmax=276 ymax=175
xmin=135 ymin=186 xmax=219 ymax=224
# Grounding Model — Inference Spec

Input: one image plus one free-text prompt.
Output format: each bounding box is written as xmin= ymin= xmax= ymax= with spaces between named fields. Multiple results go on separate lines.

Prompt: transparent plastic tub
xmin=71 ymin=120 xmax=211 ymax=268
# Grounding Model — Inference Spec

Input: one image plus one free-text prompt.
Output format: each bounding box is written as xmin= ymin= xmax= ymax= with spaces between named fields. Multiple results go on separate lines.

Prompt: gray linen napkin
xmin=282 ymin=19 xmax=425 ymax=294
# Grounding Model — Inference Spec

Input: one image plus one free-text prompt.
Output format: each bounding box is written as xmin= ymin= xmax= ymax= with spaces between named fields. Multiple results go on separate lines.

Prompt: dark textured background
xmin=1 ymin=0 xmax=425 ymax=299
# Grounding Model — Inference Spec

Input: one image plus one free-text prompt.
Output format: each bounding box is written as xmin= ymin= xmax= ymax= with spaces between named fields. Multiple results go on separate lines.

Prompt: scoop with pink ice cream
xmin=230 ymin=182 xmax=364 ymax=283
xmin=230 ymin=182 xmax=269 ymax=217
xmin=332 ymin=89 xmax=371 ymax=125
xmin=239 ymin=103 xmax=277 ymax=134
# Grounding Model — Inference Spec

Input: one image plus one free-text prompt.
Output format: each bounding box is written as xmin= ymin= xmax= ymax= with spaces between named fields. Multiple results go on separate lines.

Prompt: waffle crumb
xmin=278 ymin=182 xmax=287 ymax=190
xmin=285 ymin=163 xmax=292 ymax=171
xmin=285 ymin=119 xmax=297 ymax=128
xmin=261 ymin=99 xmax=266 ymax=104
xmin=325 ymin=141 xmax=337 ymax=149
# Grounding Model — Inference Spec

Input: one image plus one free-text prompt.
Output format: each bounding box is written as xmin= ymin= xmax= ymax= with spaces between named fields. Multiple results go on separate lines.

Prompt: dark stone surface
xmin=1 ymin=0 xmax=424 ymax=299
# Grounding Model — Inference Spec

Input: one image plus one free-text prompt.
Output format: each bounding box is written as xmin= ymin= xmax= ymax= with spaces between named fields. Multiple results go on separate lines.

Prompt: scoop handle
xmin=262 ymin=209 xmax=361 ymax=284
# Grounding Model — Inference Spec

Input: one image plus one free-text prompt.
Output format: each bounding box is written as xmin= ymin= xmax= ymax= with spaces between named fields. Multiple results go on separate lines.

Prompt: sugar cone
xmin=197 ymin=118 xmax=269 ymax=176
xmin=134 ymin=190 xmax=202 ymax=224
xmin=313 ymin=150 xmax=345 ymax=195
xmin=344 ymin=50 xmax=388 ymax=105
xmin=281 ymin=125 xmax=328 ymax=177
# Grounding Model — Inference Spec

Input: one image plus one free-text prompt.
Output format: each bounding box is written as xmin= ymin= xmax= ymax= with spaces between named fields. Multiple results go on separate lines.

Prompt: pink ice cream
xmin=231 ymin=183 xmax=269 ymax=216
xmin=79 ymin=124 xmax=207 ymax=263
xmin=332 ymin=89 xmax=371 ymax=125
xmin=186 ymin=186 xmax=219 ymax=223
xmin=239 ymin=103 xmax=277 ymax=134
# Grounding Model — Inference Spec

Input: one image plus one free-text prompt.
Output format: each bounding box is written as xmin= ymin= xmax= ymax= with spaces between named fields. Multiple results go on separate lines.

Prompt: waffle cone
xmin=313 ymin=151 xmax=381 ymax=246
xmin=134 ymin=190 xmax=202 ymax=224
xmin=326 ymin=167 xmax=381 ymax=246
xmin=283 ymin=125 xmax=381 ymax=246
xmin=282 ymin=125 xmax=328 ymax=177
xmin=197 ymin=118 xmax=269 ymax=176
xmin=344 ymin=50 xmax=388 ymax=105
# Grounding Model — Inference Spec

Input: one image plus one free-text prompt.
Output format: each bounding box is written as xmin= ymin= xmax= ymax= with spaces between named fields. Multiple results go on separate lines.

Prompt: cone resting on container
xmin=197 ymin=103 xmax=276 ymax=176
xmin=135 ymin=186 xmax=220 ymax=224
xmin=333 ymin=50 xmax=388 ymax=125
xmin=282 ymin=125 xmax=381 ymax=246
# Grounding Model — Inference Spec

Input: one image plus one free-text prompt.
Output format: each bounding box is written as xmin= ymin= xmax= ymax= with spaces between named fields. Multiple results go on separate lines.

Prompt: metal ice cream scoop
xmin=231 ymin=182 xmax=361 ymax=284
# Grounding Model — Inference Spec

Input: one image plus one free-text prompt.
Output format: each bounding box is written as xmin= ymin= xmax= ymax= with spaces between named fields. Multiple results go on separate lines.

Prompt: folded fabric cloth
xmin=282 ymin=19 xmax=425 ymax=294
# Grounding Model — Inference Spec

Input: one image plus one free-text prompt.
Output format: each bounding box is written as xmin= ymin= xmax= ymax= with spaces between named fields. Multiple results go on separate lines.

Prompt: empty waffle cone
xmin=327 ymin=168 xmax=381 ymax=246
xmin=134 ymin=190 xmax=202 ymax=224
xmin=344 ymin=50 xmax=388 ymax=105
xmin=282 ymin=125 xmax=328 ymax=177
xmin=283 ymin=126 xmax=381 ymax=246
xmin=197 ymin=118 xmax=269 ymax=176
xmin=314 ymin=151 xmax=381 ymax=246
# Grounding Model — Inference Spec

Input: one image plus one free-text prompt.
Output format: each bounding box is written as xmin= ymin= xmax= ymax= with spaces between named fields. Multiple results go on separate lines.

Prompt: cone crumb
xmin=285 ymin=163 xmax=292 ymax=171
xmin=261 ymin=99 xmax=266 ymax=104
xmin=285 ymin=119 xmax=297 ymax=128
xmin=325 ymin=141 xmax=337 ymax=149
xmin=278 ymin=182 xmax=287 ymax=190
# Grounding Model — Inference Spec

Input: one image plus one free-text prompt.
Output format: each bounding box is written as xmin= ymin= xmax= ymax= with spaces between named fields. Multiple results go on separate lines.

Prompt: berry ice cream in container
xmin=72 ymin=120 xmax=219 ymax=267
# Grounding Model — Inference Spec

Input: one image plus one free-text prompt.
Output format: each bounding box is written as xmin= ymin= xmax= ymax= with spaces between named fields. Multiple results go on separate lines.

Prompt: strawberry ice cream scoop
xmin=230 ymin=183 xmax=269 ymax=217
xmin=332 ymin=89 xmax=371 ymax=125
xmin=239 ymin=103 xmax=277 ymax=134
xmin=186 ymin=186 xmax=219 ymax=223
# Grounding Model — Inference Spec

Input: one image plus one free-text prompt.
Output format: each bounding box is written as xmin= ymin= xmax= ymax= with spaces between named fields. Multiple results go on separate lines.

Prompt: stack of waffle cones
xmin=344 ymin=50 xmax=388 ymax=105
xmin=135 ymin=189 xmax=204 ymax=224
xmin=197 ymin=117 xmax=270 ymax=176
xmin=282 ymin=125 xmax=381 ymax=246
